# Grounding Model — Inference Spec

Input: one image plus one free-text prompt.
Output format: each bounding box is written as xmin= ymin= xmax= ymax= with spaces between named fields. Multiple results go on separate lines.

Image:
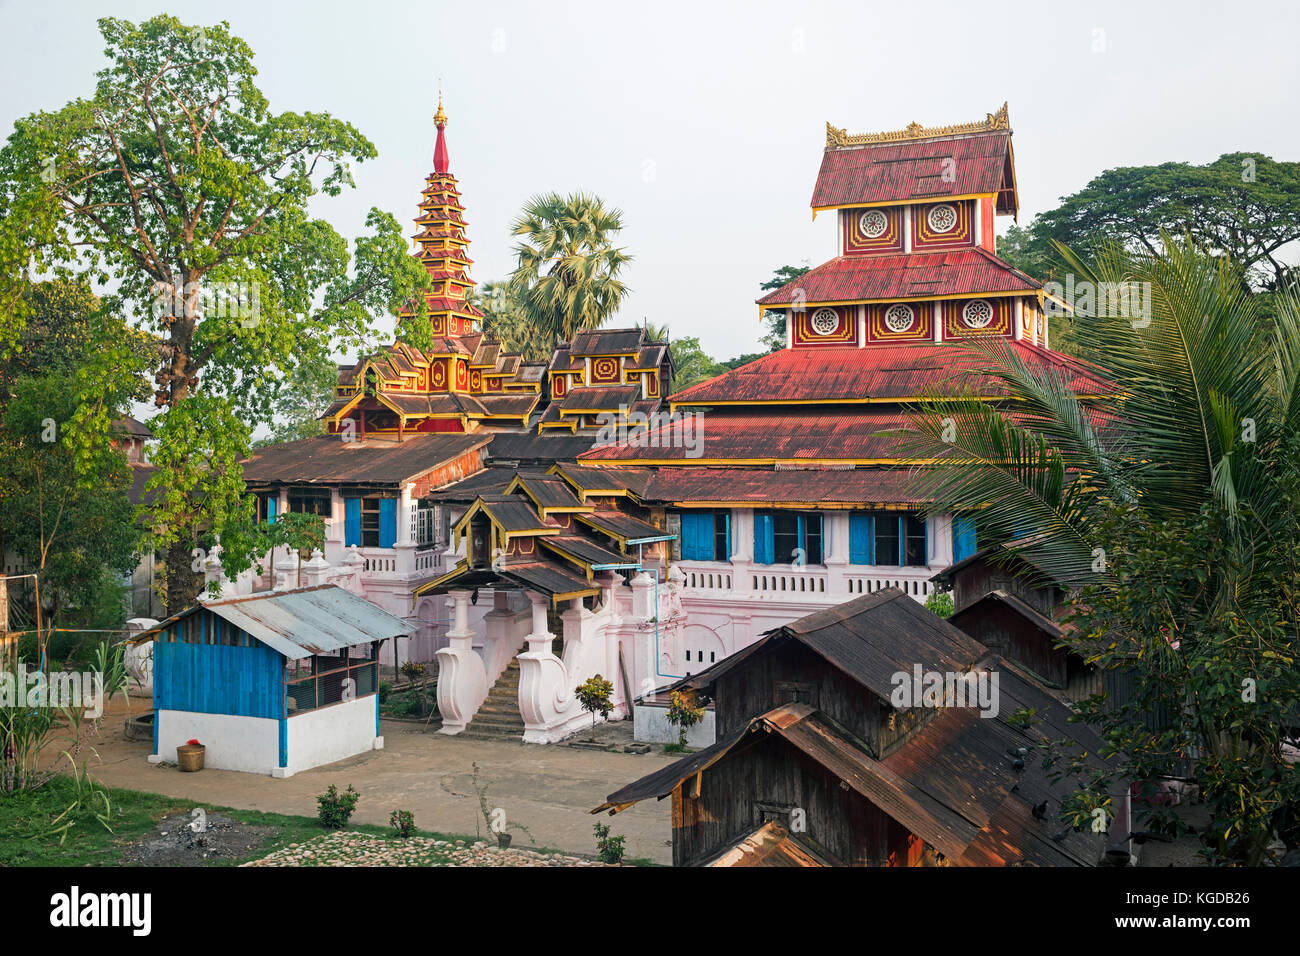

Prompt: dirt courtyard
xmin=72 ymin=698 xmax=676 ymax=865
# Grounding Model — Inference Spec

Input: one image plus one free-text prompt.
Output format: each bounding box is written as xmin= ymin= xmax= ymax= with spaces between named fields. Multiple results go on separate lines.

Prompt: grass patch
xmin=0 ymin=776 xmax=659 ymax=866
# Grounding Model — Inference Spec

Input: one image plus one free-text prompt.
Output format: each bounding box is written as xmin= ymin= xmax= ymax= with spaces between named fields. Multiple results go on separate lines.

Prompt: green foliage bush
xmin=593 ymin=821 xmax=625 ymax=864
xmin=316 ymin=784 xmax=359 ymax=829
xmin=389 ymin=809 xmax=415 ymax=839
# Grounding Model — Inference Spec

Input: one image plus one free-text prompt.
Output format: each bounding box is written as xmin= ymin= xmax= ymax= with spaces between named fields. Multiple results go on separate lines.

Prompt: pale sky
xmin=2 ymin=0 xmax=1298 ymax=362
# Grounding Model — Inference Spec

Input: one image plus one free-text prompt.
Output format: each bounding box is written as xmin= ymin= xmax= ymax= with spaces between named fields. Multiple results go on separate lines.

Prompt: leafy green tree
xmin=0 ymin=16 xmax=431 ymax=611
xmin=1022 ymin=153 xmax=1300 ymax=290
xmin=0 ymin=374 xmax=139 ymax=631
xmin=900 ymin=239 xmax=1300 ymax=864
xmin=255 ymin=348 xmax=337 ymax=446
xmin=508 ymin=192 xmax=631 ymax=347
xmin=759 ymin=264 xmax=809 ymax=351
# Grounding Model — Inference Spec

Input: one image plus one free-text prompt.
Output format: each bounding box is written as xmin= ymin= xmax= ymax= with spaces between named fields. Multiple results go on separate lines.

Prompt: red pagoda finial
xmin=433 ymin=89 xmax=449 ymax=174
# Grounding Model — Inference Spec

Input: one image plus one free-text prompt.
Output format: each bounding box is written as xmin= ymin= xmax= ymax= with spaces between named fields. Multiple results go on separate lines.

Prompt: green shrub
xmin=389 ymin=809 xmax=415 ymax=838
xmin=378 ymin=681 xmax=392 ymax=703
xmin=316 ymin=784 xmax=359 ymax=829
xmin=924 ymin=590 xmax=955 ymax=618
xmin=593 ymin=821 xmax=625 ymax=864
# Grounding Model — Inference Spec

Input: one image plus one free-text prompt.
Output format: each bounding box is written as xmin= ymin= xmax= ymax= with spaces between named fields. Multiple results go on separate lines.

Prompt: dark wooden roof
xmin=675 ymin=589 xmax=986 ymax=707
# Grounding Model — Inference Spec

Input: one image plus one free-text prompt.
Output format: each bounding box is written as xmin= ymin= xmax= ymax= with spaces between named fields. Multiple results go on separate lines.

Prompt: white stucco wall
xmin=634 ymin=702 xmax=717 ymax=747
xmin=154 ymin=709 xmax=280 ymax=774
xmin=283 ymin=695 xmax=379 ymax=776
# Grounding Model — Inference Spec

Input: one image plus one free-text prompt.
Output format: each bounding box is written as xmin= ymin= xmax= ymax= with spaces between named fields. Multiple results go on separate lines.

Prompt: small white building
xmin=140 ymin=584 xmax=414 ymax=777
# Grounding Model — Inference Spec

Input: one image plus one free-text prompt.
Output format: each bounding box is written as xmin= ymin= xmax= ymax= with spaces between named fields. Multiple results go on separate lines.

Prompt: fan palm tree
xmin=898 ymin=236 xmax=1300 ymax=864
xmin=507 ymin=192 xmax=631 ymax=347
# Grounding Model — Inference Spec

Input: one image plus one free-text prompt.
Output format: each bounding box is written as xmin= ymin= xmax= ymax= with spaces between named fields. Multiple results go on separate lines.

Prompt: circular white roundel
xmin=810 ymin=308 xmax=840 ymax=335
xmin=962 ymin=299 xmax=994 ymax=328
xmin=927 ymin=203 xmax=958 ymax=234
xmin=884 ymin=303 xmax=915 ymax=333
xmin=858 ymin=209 xmax=888 ymax=239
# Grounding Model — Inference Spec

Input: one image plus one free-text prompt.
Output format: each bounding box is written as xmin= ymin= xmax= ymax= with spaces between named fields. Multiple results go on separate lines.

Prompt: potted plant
xmin=176 ymin=738 xmax=205 ymax=772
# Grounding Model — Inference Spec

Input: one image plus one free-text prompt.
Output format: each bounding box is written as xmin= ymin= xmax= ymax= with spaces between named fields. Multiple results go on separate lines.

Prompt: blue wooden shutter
xmin=722 ymin=512 xmax=731 ymax=562
xmin=379 ymin=498 xmax=397 ymax=548
xmin=849 ymin=513 xmax=871 ymax=565
xmin=754 ymin=513 xmax=774 ymax=565
xmin=953 ymin=514 xmax=977 ymax=562
xmin=267 ymin=496 xmax=277 ymax=524
xmin=344 ymin=498 xmax=361 ymax=547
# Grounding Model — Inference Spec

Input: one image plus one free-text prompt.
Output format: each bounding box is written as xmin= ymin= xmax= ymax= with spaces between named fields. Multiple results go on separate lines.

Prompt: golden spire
xmin=434 ymin=83 xmax=447 ymax=129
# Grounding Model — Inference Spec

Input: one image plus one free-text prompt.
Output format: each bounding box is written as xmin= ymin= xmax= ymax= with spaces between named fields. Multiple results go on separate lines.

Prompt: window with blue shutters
xmin=754 ymin=512 xmax=774 ymax=564
xmin=379 ymin=498 xmax=397 ymax=548
xmin=679 ymin=511 xmax=731 ymax=562
xmin=344 ymin=498 xmax=361 ymax=547
xmin=756 ymin=512 xmax=823 ymax=566
xmin=849 ymin=513 xmax=872 ymax=564
xmin=953 ymin=514 xmax=977 ymax=562
xmin=849 ymin=512 xmax=930 ymax=567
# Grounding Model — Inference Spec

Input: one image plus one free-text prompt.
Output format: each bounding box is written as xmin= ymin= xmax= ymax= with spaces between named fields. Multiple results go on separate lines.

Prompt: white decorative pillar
xmin=932 ymin=513 xmax=955 ymax=568
xmin=825 ymin=512 xmax=850 ymax=597
xmin=933 ymin=300 xmax=944 ymax=343
xmin=1013 ymin=297 xmax=1025 ymax=341
xmin=302 ymin=549 xmax=331 ymax=588
xmin=435 ymin=589 xmax=488 ymax=735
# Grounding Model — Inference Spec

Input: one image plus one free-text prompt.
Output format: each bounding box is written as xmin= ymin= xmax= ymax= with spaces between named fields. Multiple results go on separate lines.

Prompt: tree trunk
xmin=163 ymin=537 xmax=203 ymax=616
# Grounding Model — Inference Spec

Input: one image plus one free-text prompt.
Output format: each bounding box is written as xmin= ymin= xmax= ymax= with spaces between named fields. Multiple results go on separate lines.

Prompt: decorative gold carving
xmin=826 ymin=102 xmax=1010 ymax=148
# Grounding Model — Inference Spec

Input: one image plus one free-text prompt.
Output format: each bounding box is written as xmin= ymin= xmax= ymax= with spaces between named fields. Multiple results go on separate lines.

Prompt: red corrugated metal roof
xmin=643 ymin=466 xmax=926 ymax=504
xmin=756 ymin=248 xmax=1039 ymax=306
xmin=668 ymin=342 xmax=1112 ymax=406
xmin=578 ymin=408 xmax=912 ymax=462
xmin=811 ymin=130 xmax=1012 ymax=210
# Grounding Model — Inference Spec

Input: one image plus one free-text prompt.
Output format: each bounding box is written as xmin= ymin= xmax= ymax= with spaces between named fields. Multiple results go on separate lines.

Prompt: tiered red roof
xmin=667 ymin=342 xmax=1113 ymax=407
xmin=756 ymin=249 xmax=1040 ymax=307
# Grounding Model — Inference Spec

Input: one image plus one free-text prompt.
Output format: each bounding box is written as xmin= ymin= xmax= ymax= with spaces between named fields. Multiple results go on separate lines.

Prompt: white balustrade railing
xmin=675 ymin=559 xmax=938 ymax=603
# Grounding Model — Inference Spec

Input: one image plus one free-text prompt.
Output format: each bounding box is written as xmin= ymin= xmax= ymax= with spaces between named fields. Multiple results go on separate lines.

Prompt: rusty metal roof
xmin=667 ymin=341 xmax=1113 ymax=406
xmin=144 ymin=585 xmax=414 ymax=660
xmin=643 ymin=466 xmax=926 ymax=505
xmin=756 ymin=249 xmax=1039 ymax=307
xmin=242 ymin=434 xmax=488 ymax=485
xmin=812 ymin=129 xmax=1015 ymax=211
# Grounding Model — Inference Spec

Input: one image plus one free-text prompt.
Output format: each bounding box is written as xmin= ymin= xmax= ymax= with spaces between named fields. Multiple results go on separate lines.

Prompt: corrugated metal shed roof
xmin=147 ymin=585 xmax=414 ymax=660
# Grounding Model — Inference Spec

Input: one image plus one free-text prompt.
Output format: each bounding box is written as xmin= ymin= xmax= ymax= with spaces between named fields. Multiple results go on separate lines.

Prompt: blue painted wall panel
xmin=155 ymin=612 xmax=284 ymax=719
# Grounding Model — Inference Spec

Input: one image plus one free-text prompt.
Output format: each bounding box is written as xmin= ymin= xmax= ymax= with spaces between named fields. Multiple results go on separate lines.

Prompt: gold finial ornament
xmin=826 ymin=102 xmax=1010 ymax=148
xmin=435 ymin=85 xmax=447 ymax=128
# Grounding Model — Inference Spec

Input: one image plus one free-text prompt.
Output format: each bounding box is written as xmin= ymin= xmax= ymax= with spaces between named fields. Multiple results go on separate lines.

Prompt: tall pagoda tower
xmin=409 ymin=97 xmax=482 ymax=349
xmin=323 ymin=98 xmax=545 ymax=438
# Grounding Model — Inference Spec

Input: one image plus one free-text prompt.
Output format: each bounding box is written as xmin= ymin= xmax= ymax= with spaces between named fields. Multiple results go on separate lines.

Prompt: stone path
xmin=244 ymin=831 xmax=613 ymax=867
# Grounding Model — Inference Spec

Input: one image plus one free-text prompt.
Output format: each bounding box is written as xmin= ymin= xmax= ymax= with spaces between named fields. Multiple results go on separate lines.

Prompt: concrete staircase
xmin=460 ymin=656 xmax=525 ymax=740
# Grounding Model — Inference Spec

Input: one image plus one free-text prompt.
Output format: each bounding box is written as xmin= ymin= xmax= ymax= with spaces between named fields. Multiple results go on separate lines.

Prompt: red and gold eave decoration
xmin=843 ymin=206 xmax=904 ymax=255
xmin=791 ymin=307 xmax=856 ymax=347
xmin=866 ymin=302 xmax=933 ymax=343
xmin=591 ymin=356 xmax=621 ymax=385
xmin=913 ymin=200 xmax=975 ymax=250
xmin=943 ymin=297 xmax=1013 ymax=338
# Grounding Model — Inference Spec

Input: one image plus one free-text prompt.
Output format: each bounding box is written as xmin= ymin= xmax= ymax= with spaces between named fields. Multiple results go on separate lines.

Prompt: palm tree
xmin=507 ymin=192 xmax=631 ymax=347
xmin=898 ymin=237 xmax=1300 ymax=864
xmin=902 ymin=238 xmax=1300 ymax=585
